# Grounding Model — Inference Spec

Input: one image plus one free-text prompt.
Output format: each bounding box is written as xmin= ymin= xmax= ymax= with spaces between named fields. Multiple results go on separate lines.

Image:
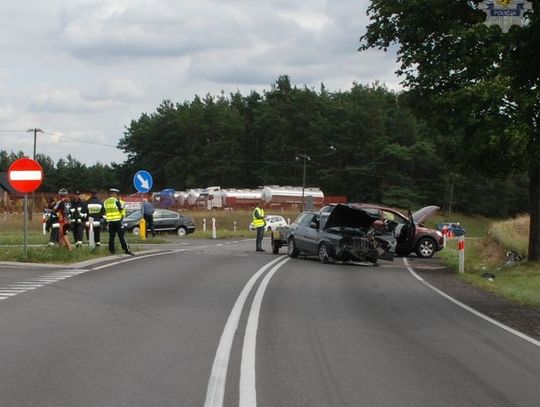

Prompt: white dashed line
xmin=0 ymin=268 xmax=89 ymax=302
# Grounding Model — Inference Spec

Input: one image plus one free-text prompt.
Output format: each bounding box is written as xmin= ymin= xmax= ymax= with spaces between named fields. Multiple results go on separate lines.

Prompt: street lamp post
xmin=296 ymin=154 xmax=311 ymax=211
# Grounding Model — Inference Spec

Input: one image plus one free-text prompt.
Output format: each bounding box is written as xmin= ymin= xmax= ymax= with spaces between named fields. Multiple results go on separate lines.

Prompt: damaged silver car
xmin=270 ymin=204 xmax=398 ymax=264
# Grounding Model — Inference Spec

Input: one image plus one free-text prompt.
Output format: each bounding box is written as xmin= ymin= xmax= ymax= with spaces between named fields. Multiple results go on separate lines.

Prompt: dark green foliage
xmin=0 ymin=74 xmax=529 ymax=218
xmin=359 ymin=0 xmax=540 ymax=258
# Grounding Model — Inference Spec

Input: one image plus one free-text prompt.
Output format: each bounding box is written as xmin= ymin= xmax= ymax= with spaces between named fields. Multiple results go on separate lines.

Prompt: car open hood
xmin=323 ymin=204 xmax=375 ymax=230
xmin=412 ymin=206 xmax=439 ymax=224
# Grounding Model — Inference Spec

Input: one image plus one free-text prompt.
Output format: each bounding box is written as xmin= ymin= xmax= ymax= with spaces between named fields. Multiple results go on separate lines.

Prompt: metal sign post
xmin=23 ymin=194 xmax=28 ymax=256
xmin=8 ymin=158 xmax=44 ymax=257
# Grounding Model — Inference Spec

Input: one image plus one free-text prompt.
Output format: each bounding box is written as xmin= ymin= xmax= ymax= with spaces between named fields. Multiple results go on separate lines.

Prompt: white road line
xmin=204 ymin=256 xmax=287 ymax=407
xmin=0 ymin=269 xmax=89 ymax=302
xmin=403 ymin=258 xmax=540 ymax=348
xmin=240 ymin=257 xmax=290 ymax=407
xmin=7 ymin=286 xmax=38 ymax=290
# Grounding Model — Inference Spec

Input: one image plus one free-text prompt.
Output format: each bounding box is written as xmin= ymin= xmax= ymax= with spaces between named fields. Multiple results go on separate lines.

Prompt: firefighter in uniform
xmin=86 ymin=189 xmax=105 ymax=247
xmin=252 ymin=201 xmax=266 ymax=252
xmin=70 ymin=191 xmax=87 ymax=247
xmin=44 ymin=198 xmax=60 ymax=246
xmin=104 ymin=188 xmax=134 ymax=256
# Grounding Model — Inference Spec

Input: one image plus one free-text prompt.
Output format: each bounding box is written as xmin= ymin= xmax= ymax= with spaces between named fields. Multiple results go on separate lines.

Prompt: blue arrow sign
xmin=133 ymin=170 xmax=153 ymax=193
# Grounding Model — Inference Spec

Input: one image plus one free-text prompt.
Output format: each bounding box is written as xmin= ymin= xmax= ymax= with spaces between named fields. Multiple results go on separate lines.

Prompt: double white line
xmin=204 ymin=256 xmax=290 ymax=407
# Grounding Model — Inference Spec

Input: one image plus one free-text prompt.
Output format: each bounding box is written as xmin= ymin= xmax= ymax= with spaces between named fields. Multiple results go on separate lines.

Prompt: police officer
xmin=252 ymin=201 xmax=266 ymax=252
xmin=70 ymin=190 xmax=87 ymax=247
xmin=86 ymin=189 xmax=105 ymax=247
xmin=104 ymin=188 xmax=134 ymax=256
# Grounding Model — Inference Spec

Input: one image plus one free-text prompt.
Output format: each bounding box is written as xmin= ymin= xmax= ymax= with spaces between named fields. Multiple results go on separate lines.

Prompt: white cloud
xmin=0 ymin=0 xmax=401 ymax=165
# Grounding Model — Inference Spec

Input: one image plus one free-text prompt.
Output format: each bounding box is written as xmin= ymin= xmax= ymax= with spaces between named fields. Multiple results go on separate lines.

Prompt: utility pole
xmin=296 ymin=154 xmax=311 ymax=211
xmin=27 ymin=128 xmax=43 ymax=220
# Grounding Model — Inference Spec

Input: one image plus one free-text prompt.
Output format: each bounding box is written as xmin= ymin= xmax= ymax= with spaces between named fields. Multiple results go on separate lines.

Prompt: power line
xmin=42 ymin=131 xmax=118 ymax=148
xmin=1 ymin=129 xmax=118 ymax=148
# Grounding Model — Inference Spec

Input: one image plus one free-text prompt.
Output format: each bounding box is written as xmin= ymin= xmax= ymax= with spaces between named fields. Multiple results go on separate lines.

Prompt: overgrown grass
xmin=440 ymin=221 xmax=540 ymax=308
xmin=0 ymin=246 xmax=118 ymax=263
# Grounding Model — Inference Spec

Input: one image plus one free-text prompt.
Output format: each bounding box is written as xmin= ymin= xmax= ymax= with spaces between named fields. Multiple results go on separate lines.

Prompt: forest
xmin=0 ymin=76 xmax=528 ymax=218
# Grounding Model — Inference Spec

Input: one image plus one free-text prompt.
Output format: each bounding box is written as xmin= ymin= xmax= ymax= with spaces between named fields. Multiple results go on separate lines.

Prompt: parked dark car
xmin=436 ymin=222 xmax=466 ymax=237
xmin=122 ymin=209 xmax=195 ymax=236
xmin=351 ymin=204 xmax=443 ymax=258
xmin=272 ymin=204 xmax=396 ymax=264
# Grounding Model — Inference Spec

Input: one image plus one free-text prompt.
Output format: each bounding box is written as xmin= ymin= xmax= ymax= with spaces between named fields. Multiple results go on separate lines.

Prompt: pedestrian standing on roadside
xmin=86 ymin=189 xmax=105 ymax=248
xmin=45 ymin=198 xmax=60 ymax=246
xmin=142 ymin=198 xmax=155 ymax=237
xmin=104 ymin=188 xmax=134 ymax=256
xmin=70 ymin=190 xmax=87 ymax=247
xmin=252 ymin=200 xmax=266 ymax=252
xmin=53 ymin=188 xmax=72 ymax=251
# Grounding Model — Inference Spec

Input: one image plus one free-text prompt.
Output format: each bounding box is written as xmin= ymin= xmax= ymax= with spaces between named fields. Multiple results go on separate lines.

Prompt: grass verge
xmin=440 ymin=237 xmax=540 ymax=308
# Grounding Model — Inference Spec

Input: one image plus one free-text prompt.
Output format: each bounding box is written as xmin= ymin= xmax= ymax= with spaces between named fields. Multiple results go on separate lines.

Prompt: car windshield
xmin=125 ymin=211 xmax=142 ymax=221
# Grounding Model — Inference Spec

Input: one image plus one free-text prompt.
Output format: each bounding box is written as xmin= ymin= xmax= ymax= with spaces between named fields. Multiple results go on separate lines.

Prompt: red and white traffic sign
xmin=8 ymin=157 xmax=44 ymax=193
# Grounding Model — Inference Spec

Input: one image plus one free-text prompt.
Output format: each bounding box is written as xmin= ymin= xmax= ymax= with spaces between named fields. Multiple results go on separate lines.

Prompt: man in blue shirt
xmin=142 ymin=198 xmax=155 ymax=237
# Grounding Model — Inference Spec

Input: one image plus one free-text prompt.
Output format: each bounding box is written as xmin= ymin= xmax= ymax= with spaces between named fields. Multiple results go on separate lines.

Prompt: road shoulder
xmin=406 ymin=255 xmax=540 ymax=341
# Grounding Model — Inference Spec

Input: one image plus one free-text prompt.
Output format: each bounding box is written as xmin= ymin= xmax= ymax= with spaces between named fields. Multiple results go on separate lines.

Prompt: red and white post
xmin=458 ymin=235 xmax=465 ymax=273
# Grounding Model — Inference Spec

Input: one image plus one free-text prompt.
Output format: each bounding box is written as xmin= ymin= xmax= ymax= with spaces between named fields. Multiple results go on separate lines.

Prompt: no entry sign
xmin=8 ymin=157 xmax=44 ymax=193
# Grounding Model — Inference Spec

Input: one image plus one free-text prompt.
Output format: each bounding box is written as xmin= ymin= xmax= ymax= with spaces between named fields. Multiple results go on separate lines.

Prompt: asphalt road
xmin=0 ymin=239 xmax=539 ymax=407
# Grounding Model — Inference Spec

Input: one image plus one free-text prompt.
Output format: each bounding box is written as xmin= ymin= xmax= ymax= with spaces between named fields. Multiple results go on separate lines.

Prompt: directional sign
xmin=8 ymin=157 xmax=44 ymax=193
xmin=133 ymin=170 xmax=153 ymax=193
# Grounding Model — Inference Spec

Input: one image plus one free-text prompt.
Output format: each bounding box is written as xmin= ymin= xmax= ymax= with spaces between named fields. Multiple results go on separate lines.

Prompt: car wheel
xmin=271 ymin=234 xmax=280 ymax=254
xmin=177 ymin=226 xmax=187 ymax=237
xmin=415 ymin=237 xmax=436 ymax=258
xmin=318 ymin=243 xmax=331 ymax=264
xmin=132 ymin=226 xmax=140 ymax=235
xmin=287 ymin=237 xmax=299 ymax=258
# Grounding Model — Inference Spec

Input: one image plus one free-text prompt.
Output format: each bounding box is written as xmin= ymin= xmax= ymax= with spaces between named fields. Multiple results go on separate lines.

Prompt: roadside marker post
xmin=88 ymin=217 xmax=96 ymax=249
xmin=442 ymin=225 xmax=448 ymax=247
xmin=458 ymin=235 xmax=465 ymax=274
xmin=212 ymin=218 xmax=217 ymax=239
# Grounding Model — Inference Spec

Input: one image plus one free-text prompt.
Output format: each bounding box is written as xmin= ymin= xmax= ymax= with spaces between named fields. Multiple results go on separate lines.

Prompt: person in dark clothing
xmin=70 ymin=191 xmax=87 ymax=247
xmin=142 ymin=198 xmax=155 ymax=237
xmin=54 ymin=188 xmax=72 ymax=251
xmin=86 ymin=189 xmax=105 ymax=247
xmin=45 ymin=198 xmax=60 ymax=246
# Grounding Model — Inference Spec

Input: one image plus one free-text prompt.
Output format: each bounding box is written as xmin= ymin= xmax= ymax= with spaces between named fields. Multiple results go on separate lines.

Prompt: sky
xmin=0 ymin=0 xmax=400 ymax=166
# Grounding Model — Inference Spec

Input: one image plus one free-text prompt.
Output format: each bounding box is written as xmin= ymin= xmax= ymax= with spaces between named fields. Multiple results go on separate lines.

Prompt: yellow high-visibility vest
xmin=252 ymin=207 xmax=265 ymax=228
xmin=104 ymin=197 xmax=126 ymax=222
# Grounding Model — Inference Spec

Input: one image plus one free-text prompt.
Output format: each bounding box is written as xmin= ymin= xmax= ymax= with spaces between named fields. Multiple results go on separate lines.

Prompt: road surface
xmin=0 ymin=239 xmax=538 ymax=406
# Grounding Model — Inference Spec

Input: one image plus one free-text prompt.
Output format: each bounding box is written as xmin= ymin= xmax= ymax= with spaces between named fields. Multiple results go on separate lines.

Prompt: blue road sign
xmin=133 ymin=170 xmax=153 ymax=193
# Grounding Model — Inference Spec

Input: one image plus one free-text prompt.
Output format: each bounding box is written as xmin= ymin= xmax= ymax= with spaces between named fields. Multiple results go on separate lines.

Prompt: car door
xmin=160 ymin=211 xmax=178 ymax=231
xmin=152 ymin=210 xmax=165 ymax=231
xmin=292 ymin=213 xmax=313 ymax=251
xmin=302 ymin=213 xmax=321 ymax=255
xmin=395 ymin=210 xmax=416 ymax=252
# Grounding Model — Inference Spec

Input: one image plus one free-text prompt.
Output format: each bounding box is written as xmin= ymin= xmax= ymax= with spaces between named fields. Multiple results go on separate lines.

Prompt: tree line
xmin=116 ymin=75 xmax=528 ymax=217
xmin=0 ymin=76 xmax=529 ymax=218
